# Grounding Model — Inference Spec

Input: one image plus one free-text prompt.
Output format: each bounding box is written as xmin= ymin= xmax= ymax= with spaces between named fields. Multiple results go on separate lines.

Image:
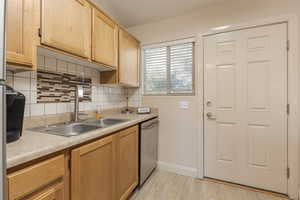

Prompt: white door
xmin=204 ymin=23 xmax=288 ymax=193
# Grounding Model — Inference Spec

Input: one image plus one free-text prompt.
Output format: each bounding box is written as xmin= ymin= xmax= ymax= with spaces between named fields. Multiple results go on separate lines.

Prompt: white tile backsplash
xmin=76 ymin=64 xmax=84 ymax=77
xmin=6 ymin=75 xmax=13 ymax=87
xmin=57 ymin=103 xmax=68 ymax=114
xmin=57 ymin=60 xmax=68 ymax=73
xmin=7 ymin=55 xmax=141 ymax=117
xmin=14 ymin=77 xmax=31 ymax=91
xmin=24 ymin=105 xmax=30 ymax=117
xmin=14 ymin=71 xmax=31 ymax=78
xmin=37 ymin=55 xmax=45 ymax=69
xmin=31 ymin=91 xmax=37 ymax=104
xmin=45 ymin=103 xmax=57 ymax=115
xmin=67 ymin=62 xmax=76 ymax=75
xmin=20 ymin=90 xmax=31 ymax=105
xmin=31 ymin=104 xmax=45 ymax=116
xmin=45 ymin=57 xmax=57 ymax=71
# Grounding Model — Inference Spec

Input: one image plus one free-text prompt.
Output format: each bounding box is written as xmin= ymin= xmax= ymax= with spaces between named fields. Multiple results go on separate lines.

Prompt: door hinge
xmin=38 ymin=28 xmax=41 ymax=37
xmin=287 ymin=166 xmax=290 ymax=179
xmin=287 ymin=40 xmax=290 ymax=51
xmin=287 ymin=104 xmax=290 ymax=115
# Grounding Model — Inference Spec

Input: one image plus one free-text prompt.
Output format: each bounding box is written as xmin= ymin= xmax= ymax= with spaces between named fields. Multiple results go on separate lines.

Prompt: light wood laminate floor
xmin=130 ymin=170 xmax=288 ymax=200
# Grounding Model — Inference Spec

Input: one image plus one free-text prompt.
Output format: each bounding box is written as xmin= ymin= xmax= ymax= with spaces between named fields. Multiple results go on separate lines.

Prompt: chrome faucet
xmin=74 ymin=85 xmax=84 ymax=122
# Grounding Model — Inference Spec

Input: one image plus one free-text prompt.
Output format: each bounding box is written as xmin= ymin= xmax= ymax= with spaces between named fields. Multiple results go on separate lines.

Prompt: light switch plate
xmin=179 ymin=101 xmax=189 ymax=109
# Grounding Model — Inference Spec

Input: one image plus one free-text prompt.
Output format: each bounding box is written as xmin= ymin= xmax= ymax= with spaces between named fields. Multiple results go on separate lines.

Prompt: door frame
xmin=196 ymin=15 xmax=299 ymax=199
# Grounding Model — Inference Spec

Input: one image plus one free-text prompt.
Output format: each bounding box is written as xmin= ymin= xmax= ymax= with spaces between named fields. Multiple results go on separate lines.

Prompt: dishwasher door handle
xmin=142 ymin=121 xmax=159 ymax=129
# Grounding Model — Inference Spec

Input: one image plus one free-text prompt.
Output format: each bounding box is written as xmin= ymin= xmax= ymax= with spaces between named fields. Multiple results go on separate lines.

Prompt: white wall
xmin=128 ymin=0 xmax=300 ymax=196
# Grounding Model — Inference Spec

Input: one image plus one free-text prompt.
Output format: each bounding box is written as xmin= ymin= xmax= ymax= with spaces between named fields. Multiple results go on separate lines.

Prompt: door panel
xmin=71 ymin=135 xmax=116 ymax=200
xmin=216 ymin=64 xmax=236 ymax=109
xmin=116 ymin=126 xmax=138 ymax=200
xmin=6 ymin=0 xmax=33 ymax=66
xmin=242 ymin=23 xmax=288 ymax=193
xmin=41 ymin=0 xmax=91 ymax=58
xmin=247 ymin=61 xmax=269 ymax=110
xmin=204 ymin=23 xmax=288 ymax=193
xmin=119 ymin=29 xmax=140 ymax=87
xmin=92 ymin=8 xmax=118 ymax=67
xmin=204 ymin=32 xmax=242 ymax=183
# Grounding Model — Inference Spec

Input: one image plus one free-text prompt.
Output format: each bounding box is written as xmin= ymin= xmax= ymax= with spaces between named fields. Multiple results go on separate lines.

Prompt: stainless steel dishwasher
xmin=139 ymin=118 xmax=159 ymax=186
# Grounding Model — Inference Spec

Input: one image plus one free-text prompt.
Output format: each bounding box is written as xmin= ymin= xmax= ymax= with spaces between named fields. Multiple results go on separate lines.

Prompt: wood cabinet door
xmin=27 ymin=183 xmax=64 ymax=200
xmin=41 ymin=0 xmax=91 ymax=58
xmin=92 ymin=8 xmax=118 ymax=67
xmin=119 ymin=29 xmax=140 ymax=87
xmin=71 ymin=135 xmax=116 ymax=200
xmin=7 ymin=155 xmax=65 ymax=200
xmin=6 ymin=0 xmax=34 ymax=67
xmin=116 ymin=126 xmax=139 ymax=200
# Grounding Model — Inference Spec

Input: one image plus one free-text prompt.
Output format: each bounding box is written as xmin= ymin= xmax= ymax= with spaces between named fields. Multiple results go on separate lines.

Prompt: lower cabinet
xmin=116 ymin=126 xmax=139 ymax=200
xmin=71 ymin=125 xmax=139 ymax=200
xmin=26 ymin=183 xmax=64 ymax=200
xmin=7 ymin=125 xmax=139 ymax=200
xmin=7 ymin=155 xmax=65 ymax=200
xmin=71 ymin=135 xmax=116 ymax=200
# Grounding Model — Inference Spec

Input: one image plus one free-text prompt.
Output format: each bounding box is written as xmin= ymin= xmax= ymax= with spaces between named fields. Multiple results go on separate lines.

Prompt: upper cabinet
xmin=119 ymin=29 xmax=140 ymax=87
xmin=92 ymin=8 xmax=118 ymax=67
xmin=6 ymin=0 xmax=35 ymax=68
xmin=6 ymin=0 xmax=140 ymax=85
xmin=40 ymin=0 xmax=91 ymax=59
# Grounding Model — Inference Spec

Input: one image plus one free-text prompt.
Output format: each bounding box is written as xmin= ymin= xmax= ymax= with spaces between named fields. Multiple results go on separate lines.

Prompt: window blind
xmin=143 ymin=41 xmax=194 ymax=95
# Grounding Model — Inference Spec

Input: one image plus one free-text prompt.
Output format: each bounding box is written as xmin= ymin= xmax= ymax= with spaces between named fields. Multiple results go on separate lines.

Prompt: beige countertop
xmin=7 ymin=113 xmax=158 ymax=169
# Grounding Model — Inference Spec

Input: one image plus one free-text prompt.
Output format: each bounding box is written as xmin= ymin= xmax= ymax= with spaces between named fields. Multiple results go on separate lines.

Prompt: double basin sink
xmin=30 ymin=118 xmax=130 ymax=137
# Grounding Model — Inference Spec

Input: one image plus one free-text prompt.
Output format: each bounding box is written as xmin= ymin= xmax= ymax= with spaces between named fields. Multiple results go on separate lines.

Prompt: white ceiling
xmin=93 ymin=0 xmax=226 ymax=27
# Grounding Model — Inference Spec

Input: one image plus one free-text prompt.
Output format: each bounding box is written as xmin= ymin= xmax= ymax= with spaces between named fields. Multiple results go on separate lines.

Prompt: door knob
xmin=206 ymin=112 xmax=216 ymax=120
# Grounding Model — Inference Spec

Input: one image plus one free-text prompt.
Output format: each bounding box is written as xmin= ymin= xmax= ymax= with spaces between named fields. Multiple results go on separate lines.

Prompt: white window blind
xmin=143 ymin=41 xmax=194 ymax=95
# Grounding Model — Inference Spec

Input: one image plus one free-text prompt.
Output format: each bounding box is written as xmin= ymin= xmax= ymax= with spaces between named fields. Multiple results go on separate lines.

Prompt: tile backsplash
xmin=6 ymin=54 xmax=141 ymax=118
xmin=37 ymin=70 xmax=92 ymax=103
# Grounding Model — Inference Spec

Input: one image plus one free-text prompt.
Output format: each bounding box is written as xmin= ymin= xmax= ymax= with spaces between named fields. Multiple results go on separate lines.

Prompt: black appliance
xmin=6 ymin=86 xmax=25 ymax=143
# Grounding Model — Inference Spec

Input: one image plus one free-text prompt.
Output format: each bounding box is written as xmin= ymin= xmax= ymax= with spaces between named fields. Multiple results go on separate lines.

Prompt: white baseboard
xmin=157 ymin=161 xmax=198 ymax=178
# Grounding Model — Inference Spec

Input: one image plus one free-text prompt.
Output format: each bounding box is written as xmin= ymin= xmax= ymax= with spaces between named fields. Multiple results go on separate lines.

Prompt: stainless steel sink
xmin=83 ymin=118 xmax=129 ymax=127
xmin=29 ymin=118 xmax=130 ymax=137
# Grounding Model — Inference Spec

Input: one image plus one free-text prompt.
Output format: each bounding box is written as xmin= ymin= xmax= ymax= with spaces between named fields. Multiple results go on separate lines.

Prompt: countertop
xmin=7 ymin=113 xmax=158 ymax=169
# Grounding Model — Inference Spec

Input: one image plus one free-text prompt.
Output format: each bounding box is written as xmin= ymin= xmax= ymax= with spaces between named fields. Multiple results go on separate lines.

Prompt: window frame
xmin=142 ymin=38 xmax=196 ymax=96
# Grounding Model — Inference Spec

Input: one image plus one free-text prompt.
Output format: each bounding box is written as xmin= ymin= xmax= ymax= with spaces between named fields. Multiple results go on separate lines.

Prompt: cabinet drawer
xmin=7 ymin=155 xmax=65 ymax=200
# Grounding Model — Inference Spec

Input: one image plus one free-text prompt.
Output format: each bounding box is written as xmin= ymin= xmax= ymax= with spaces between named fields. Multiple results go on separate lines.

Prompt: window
xmin=143 ymin=39 xmax=195 ymax=95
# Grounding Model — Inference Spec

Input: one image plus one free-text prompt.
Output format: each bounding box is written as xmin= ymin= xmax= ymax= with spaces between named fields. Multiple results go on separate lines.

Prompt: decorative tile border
xmin=37 ymin=70 xmax=92 ymax=103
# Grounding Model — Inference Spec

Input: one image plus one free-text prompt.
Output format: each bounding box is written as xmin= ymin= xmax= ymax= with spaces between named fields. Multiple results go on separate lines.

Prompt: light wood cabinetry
xmin=41 ymin=0 xmax=91 ymax=58
xmin=71 ymin=135 xmax=116 ymax=200
xmin=119 ymin=29 xmax=140 ymax=87
xmin=7 ymin=126 xmax=139 ymax=200
xmin=26 ymin=183 xmax=64 ymax=200
xmin=71 ymin=125 xmax=139 ymax=200
xmin=92 ymin=7 xmax=118 ymax=67
xmin=7 ymin=155 xmax=65 ymax=200
xmin=116 ymin=125 xmax=139 ymax=200
xmin=6 ymin=0 xmax=141 ymax=84
xmin=6 ymin=0 xmax=35 ymax=68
